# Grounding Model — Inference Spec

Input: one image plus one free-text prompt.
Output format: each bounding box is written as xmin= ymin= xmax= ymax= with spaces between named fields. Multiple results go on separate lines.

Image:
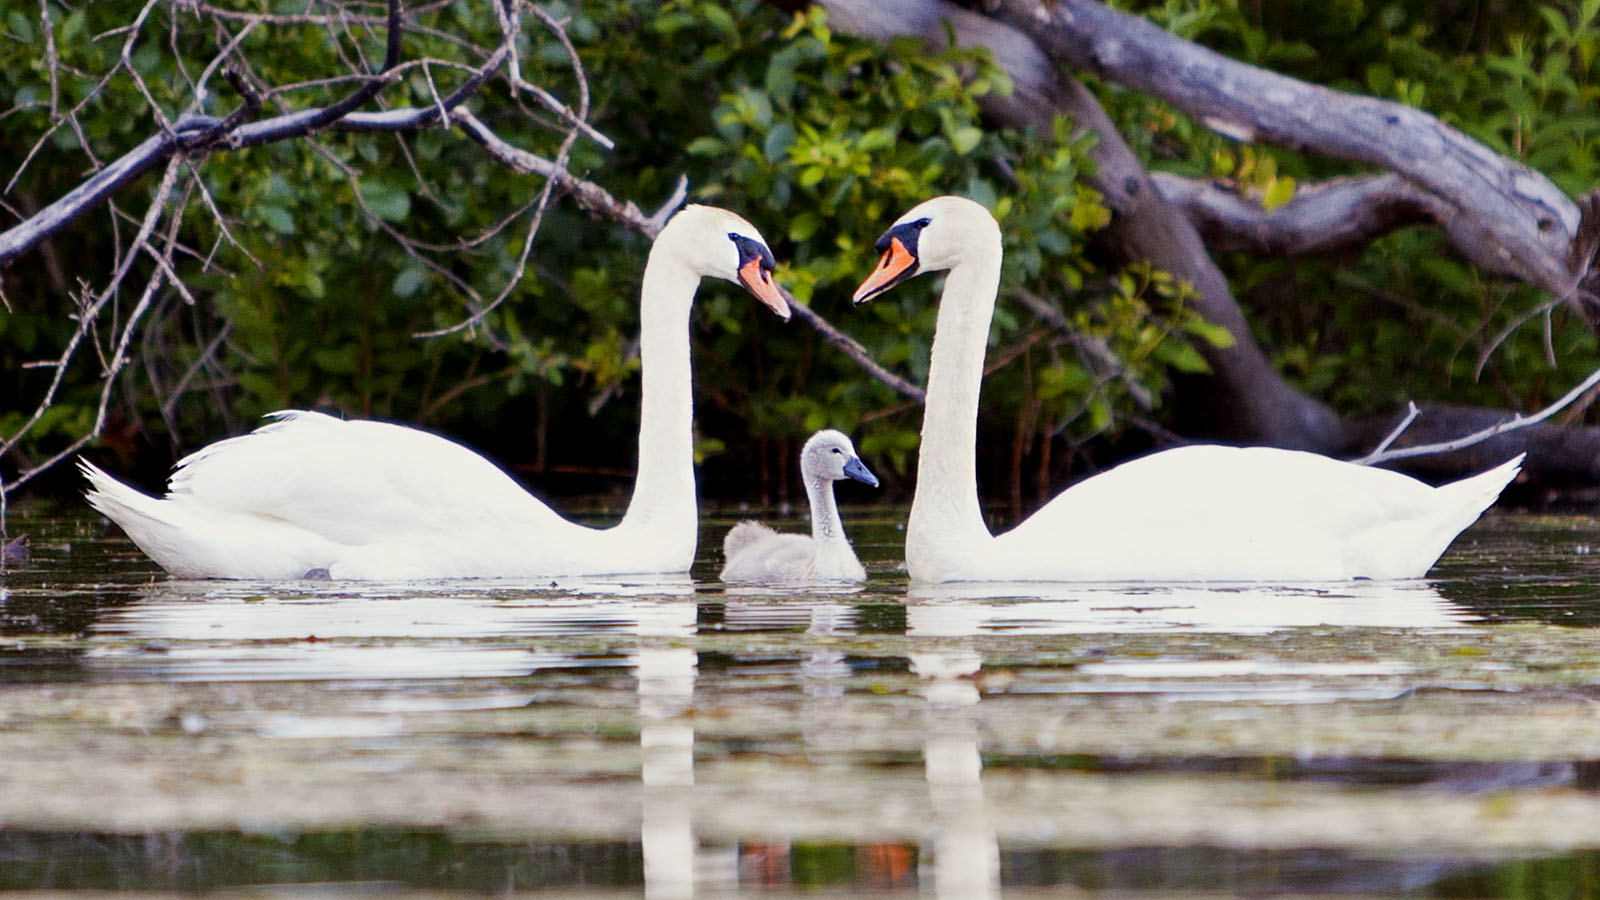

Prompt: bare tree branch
xmin=1353 ymin=366 xmax=1600 ymax=466
xmin=998 ymin=0 xmax=1586 ymax=301
xmin=1150 ymin=172 xmax=1441 ymax=257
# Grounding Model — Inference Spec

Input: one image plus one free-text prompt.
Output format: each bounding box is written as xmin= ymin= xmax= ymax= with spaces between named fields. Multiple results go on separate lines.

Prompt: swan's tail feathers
xmin=1352 ymin=453 xmax=1522 ymax=579
xmin=80 ymin=458 xmax=194 ymax=575
xmin=722 ymin=521 xmax=776 ymax=558
xmin=80 ymin=458 xmax=166 ymax=528
xmin=1389 ymin=452 xmax=1524 ymax=578
xmin=1438 ymin=452 xmax=1524 ymax=520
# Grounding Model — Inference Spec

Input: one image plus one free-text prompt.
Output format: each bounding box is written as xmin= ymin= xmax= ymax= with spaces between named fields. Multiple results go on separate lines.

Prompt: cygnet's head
xmin=801 ymin=429 xmax=879 ymax=488
xmin=851 ymin=195 xmax=1000 ymax=304
xmin=657 ymin=204 xmax=789 ymax=320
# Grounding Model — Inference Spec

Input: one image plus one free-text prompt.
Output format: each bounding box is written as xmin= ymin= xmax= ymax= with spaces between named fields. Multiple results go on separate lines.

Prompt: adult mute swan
xmin=719 ymin=429 xmax=879 ymax=583
xmin=82 ymin=204 xmax=790 ymax=580
xmin=851 ymin=195 xmax=1522 ymax=583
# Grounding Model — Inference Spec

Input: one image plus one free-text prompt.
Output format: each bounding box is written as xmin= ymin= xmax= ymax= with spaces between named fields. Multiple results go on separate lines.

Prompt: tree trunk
xmin=820 ymin=0 xmax=1343 ymax=448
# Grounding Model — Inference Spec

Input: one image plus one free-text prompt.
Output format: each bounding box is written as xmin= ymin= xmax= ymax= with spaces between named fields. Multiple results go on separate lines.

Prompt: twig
xmin=518 ymin=3 xmax=614 ymax=150
xmin=785 ymin=300 xmax=925 ymax=403
xmin=1353 ymin=401 xmax=1419 ymax=462
xmin=1012 ymin=286 xmax=1154 ymax=410
xmin=0 ymin=42 xmax=510 ymax=268
xmin=1353 ymin=367 xmax=1600 ymax=465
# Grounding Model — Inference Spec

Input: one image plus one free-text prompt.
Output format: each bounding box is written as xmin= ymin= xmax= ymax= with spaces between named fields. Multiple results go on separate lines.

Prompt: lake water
xmin=5 ymin=504 xmax=1600 ymax=897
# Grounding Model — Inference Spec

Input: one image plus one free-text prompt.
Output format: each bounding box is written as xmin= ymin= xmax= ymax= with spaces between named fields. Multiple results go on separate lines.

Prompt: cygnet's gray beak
xmin=843 ymin=456 xmax=879 ymax=488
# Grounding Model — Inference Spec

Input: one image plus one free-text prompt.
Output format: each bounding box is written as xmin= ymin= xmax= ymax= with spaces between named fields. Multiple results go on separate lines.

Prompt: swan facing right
xmin=82 ymin=204 xmax=789 ymax=580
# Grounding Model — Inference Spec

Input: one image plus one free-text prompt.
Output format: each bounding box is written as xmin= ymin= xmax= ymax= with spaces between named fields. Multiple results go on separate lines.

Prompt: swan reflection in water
xmin=78 ymin=576 xmax=1475 ymax=897
xmin=905 ymin=579 xmax=1473 ymax=634
xmin=85 ymin=575 xmax=696 ymax=682
xmin=83 ymin=576 xmax=1471 ymax=683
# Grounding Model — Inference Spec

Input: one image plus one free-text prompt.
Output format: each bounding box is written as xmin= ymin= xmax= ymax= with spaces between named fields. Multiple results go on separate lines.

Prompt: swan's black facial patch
xmin=853 ymin=218 xmax=930 ymax=304
xmin=872 ymin=218 xmax=930 ymax=257
xmin=729 ymin=233 xmax=776 ymax=275
xmin=728 ymin=232 xmax=789 ymax=319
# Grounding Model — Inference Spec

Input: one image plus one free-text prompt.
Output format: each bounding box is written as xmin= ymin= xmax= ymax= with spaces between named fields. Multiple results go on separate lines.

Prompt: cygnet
xmin=720 ymin=430 xmax=878 ymax=583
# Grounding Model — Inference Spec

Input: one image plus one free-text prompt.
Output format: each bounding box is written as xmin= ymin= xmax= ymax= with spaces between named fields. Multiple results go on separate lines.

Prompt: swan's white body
xmin=719 ymin=429 xmax=878 ymax=584
xmin=853 ymin=196 xmax=1522 ymax=583
xmin=83 ymin=205 xmax=789 ymax=580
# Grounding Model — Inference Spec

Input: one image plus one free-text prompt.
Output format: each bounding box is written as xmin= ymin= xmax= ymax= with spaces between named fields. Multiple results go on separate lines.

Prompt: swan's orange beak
xmin=852 ymin=236 xmax=918 ymax=304
xmin=738 ymin=257 xmax=790 ymax=321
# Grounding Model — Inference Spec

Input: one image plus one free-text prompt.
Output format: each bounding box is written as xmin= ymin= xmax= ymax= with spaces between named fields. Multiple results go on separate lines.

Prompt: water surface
xmin=5 ymin=505 xmax=1600 ymax=897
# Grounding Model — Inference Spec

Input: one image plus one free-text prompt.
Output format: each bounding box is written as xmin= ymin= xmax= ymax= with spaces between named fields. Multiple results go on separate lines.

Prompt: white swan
xmin=719 ymin=429 xmax=879 ymax=584
xmin=851 ymin=195 xmax=1523 ymax=583
xmin=82 ymin=204 xmax=790 ymax=580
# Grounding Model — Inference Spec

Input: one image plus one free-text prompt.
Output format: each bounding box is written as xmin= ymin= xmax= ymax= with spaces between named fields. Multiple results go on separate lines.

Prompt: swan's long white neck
xmin=806 ymin=474 xmax=847 ymax=547
xmin=908 ymin=236 xmax=1002 ymax=555
xmin=617 ymin=247 xmax=699 ymax=543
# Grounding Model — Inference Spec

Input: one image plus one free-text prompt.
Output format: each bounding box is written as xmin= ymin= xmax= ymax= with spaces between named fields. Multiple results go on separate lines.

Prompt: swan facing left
xmin=719 ymin=429 xmax=879 ymax=584
xmin=851 ymin=195 xmax=1522 ymax=583
xmin=82 ymin=204 xmax=789 ymax=580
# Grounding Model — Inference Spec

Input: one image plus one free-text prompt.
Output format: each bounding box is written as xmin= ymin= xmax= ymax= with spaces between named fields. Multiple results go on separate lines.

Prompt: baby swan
xmin=720 ymin=430 xmax=879 ymax=584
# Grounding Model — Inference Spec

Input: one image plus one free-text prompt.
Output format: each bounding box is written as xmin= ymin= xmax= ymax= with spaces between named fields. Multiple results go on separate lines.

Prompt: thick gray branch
xmin=999 ymin=0 xmax=1586 ymax=297
xmin=1150 ymin=172 xmax=1442 ymax=257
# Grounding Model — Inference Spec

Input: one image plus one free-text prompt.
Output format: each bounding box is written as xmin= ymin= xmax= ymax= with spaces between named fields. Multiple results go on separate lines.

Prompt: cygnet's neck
xmin=618 ymin=246 xmax=699 ymax=542
xmin=806 ymin=473 xmax=848 ymax=548
xmin=908 ymin=242 xmax=1003 ymax=554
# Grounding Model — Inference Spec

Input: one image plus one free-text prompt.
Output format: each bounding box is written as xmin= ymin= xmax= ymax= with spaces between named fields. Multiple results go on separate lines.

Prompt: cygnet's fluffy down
xmin=720 ymin=430 xmax=878 ymax=584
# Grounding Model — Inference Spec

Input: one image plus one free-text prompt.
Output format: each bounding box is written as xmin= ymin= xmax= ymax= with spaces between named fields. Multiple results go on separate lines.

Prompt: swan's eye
xmin=831 ymin=448 xmax=841 ymax=454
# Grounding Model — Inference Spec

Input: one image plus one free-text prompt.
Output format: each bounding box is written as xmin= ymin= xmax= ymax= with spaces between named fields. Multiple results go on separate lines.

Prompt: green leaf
xmin=1185 ymin=319 xmax=1236 ymax=350
xmin=8 ymin=11 xmax=33 ymax=43
xmin=359 ymin=180 xmax=411 ymax=222
xmin=393 ymin=265 xmax=428 ymax=299
xmin=685 ymin=136 xmax=725 ymax=157
xmin=255 ymin=205 xmax=295 ymax=235
xmin=949 ymin=125 xmax=983 ymax=155
xmin=1156 ymin=338 xmax=1213 ymax=374
xmin=1262 ymin=176 xmax=1295 ymax=212
xmin=788 ymin=210 xmax=821 ymax=242
xmin=700 ymin=4 xmax=736 ymax=40
xmin=762 ymin=122 xmax=795 ymax=162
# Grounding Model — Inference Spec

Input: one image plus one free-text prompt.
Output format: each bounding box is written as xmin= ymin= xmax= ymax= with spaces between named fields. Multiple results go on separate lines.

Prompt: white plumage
xmin=82 ymin=204 xmax=789 ymax=580
xmin=719 ymin=430 xmax=878 ymax=584
xmin=852 ymin=196 xmax=1522 ymax=583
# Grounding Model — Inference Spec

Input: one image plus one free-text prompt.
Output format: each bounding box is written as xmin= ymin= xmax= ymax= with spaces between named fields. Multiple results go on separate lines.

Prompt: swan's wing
xmin=166 ymin=411 xmax=570 ymax=543
xmin=720 ymin=528 xmax=814 ymax=582
xmin=723 ymin=521 xmax=779 ymax=557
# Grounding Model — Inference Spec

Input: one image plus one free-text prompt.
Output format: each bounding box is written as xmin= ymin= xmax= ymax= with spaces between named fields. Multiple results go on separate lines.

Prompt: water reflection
xmin=910 ymin=604 xmax=1001 ymax=899
xmin=0 ymin=827 xmax=1565 ymax=897
xmin=86 ymin=577 xmax=693 ymax=681
xmin=14 ymin=509 xmax=1600 ymax=894
xmin=908 ymin=579 xmax=1473 ymax=632
xmin=637 ymin=600 xmax=698 ymax=900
